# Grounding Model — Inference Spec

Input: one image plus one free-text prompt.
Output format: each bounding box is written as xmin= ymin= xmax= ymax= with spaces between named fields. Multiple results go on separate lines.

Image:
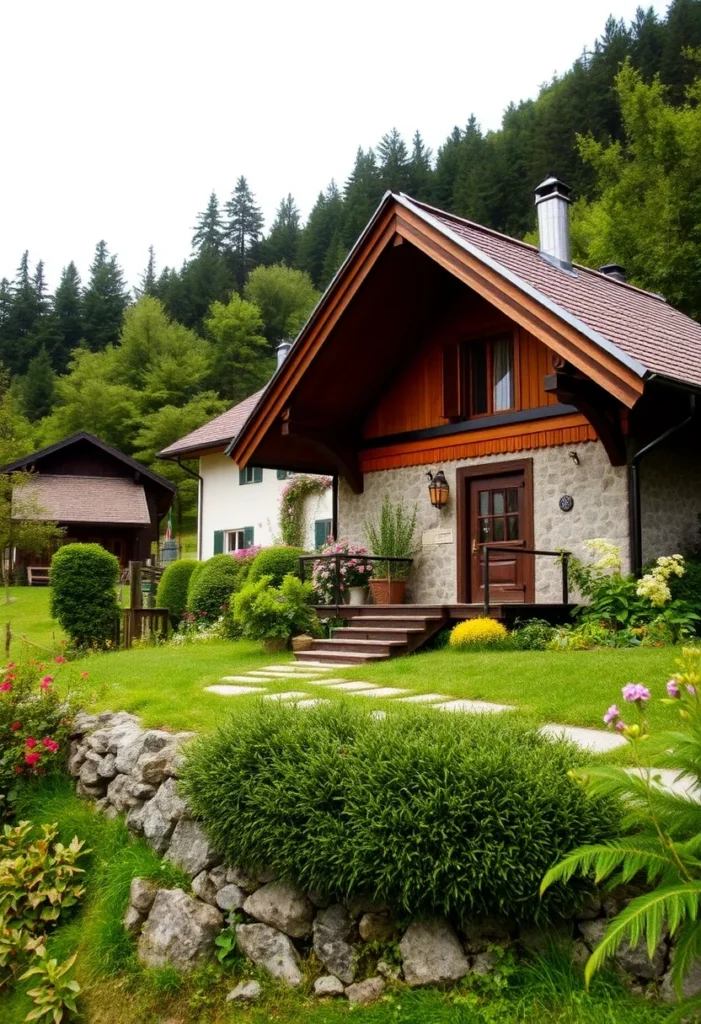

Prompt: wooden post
xmin=126 ymin=561 xmax=142 ymax=648
xmin=5 ymin=622 xmax=10 ymax=658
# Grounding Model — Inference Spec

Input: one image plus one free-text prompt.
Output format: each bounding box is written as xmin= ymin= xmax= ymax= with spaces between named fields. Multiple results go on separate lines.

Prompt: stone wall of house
xmin=640 ymin=445 xmax=701 ymax=564
xmin=339 ymin=440 xmax=630 ymax=604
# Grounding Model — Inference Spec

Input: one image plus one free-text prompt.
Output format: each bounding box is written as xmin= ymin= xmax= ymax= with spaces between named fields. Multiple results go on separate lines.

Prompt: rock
xmin=400 ymin=918 xmax=469 ymax=988
xmin=359 ymin=913 xmax=398 ymax=943
xmin=579 ymin=918 xmax=608 ymax=950
xmin=133 ymin=746 xmax=177 ymax=786
xmin=313 ymin=904 xmax=356 ymax=985
xmin=571 ymin=940 xmax=590 ymax=968
xmin=226 ymin=980 xmax=262 ymax=1003
xmin=126 ymin=802 xmax=147 ymax=834
xmin=235 ymin=923 xmax=302 ymax=986
xmin=87 ymin=728 xmax=112 ymax=754
xmin=165 ymin=819 xmax=219 ymax=877
xmin=576 ymin=892 xmax=602 ymax=921
xmin=141 ymin=779 xmax=189 ymax=854
xmin=307 ymin=890 xmax=330 ymax=909
xmin=226 ymin=866 xmax=260 ymax=893
xmin=107 ymin=722 xmax=142 ymax=754
xmin=243 ymin=881 xmax=314 ymax=939
xmin=114 ymin=730 xmax=148 ymax=774
xmin=76 ymin=780 xmax=105 ymax=799
xmin=616 ymin=936 xmax=666 ymax=980
xmin=463 ymin=917 xmax=513 ymax=954
xmin=138 ymin=888 xmax=222 ymax=970
xmin=125 ymin=779 xmax=157 ymax=804
xmin=472 ymin=950 xmax=500 ymax=975
xmin=106 ymin=774 xmax=131 ymax=812
xmin=346 ymin=895 xmax=389 ymax=918
xmin=256 ymin=867 xmax=278 ymax=884
xmin=71 ymin=711 xmax=98 ymax=737
xmin=377 ymin=959 xmax=402 ymax=981
xmin=661 ymin=957 xmax=701 ymax=1002
xmin=314 ymin=975 xmax=345 ymax=997
xmin=98 ymin=710 xmax=140 ymax=730
xmin=79 ymin=751 xmax=102 ymax=786
xmin=97 ymin=753 xmax=117 ymax=780
xmin=67 ymin=741 xmax=87 ymax=776
xmin=191 ymin=871 xmax=219 ymax=906
xmin=123 ymin=905 xmax=146 ymax=935
xmin=215 ymin=884 xmax=246 ymax=912
xmin=130 ymin=877 xmax=159 ymax=914
xmin=345 ymin=977 xmax=385 ymax=1005
xmin=207 ymin=865 xmax=228 ymax=889
xmin=106 ymin=773 xmax=155 ymax=812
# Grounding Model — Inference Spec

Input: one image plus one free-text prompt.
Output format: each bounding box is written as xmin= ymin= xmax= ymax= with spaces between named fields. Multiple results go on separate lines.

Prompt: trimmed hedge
xmin=181 ymin=703 xmax=620 ymax=924
xmin=156 ymin=559 xmax=198 ymax=626
xmin=50 ymin=543 xmax=120 ymax=647
xmin=248 ymin=546 xmax=306 ymax=588
xmin=187 ymin=554 xmax=240 ymax=621
xmin=186 ymin=561 xmax=206 ymax=608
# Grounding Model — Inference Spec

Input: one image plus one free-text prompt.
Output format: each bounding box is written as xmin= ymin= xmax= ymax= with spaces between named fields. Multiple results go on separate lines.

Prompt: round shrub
xmin=248 ymin=546 xmax=306 ymax=588
xmin=50 ymin=543 xmax=120 ymax=647
xmin=512 ymin=618 xmax=556 ymax=651
xmin=187 ymin=554 xmax=240 ymax=621
xmin=156 ymin=559 xmax=198 ymax=626
xmin=671 ymin=558 xmax=701 ymax=623
xmin=181 ymin=703 xmax=620 ymax=925
xmin=449 ymin=617 xmax=507 ymax=648
xmin=186 ymin=560 xmax=206 ymax=608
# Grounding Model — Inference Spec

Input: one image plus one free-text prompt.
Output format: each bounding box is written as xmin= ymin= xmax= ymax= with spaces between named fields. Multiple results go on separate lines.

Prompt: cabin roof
xmin=13 ymin=475 xmax=152 ymax=525
xmin=158 ymin=389 xmax=265 ymax=459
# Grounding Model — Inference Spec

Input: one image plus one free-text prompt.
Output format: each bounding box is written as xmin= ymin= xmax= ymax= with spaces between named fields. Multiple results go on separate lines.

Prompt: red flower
xmin=54 ymin=656 xmax=67 ymax=664
xmin=13 ymin=765 xmax=22 ymax=774
xmin=6 ymin=662 xmax=14 ymax=669
xmin=80 ymin=671 xmax=89 ymax=679
xmin=40 ymin=676 xmax=53 ymax=690
xmin=0 ymin=682 xmax=12 ymax=692
xmin=10 ymin=721 xmax=21 ymax=731
xmin=25 ymin=752 xmax=41 ymax=766
xmin=25 ymin=737 xmax=37 ymax=749
xmin=41 ymin=737 xmax=59 ymax=753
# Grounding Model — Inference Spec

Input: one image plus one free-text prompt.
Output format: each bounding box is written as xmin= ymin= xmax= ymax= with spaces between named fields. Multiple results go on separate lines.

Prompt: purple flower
xmin=615 ymin=720 xmax=627 ymax=733
xmin=622 ymin=683 xmax=650 ymax=703
xmin=687 ymin=685 xmax=697 ymax=696
xmin=666 ymin=680 xmax=681 ymax=699
xmin=603 ymin=704 xmax=620 ymax=725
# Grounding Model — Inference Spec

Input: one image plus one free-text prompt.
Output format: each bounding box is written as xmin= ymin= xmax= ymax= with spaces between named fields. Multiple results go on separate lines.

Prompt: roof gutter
xmin=175 ymin=457 xmax=204 ymax=562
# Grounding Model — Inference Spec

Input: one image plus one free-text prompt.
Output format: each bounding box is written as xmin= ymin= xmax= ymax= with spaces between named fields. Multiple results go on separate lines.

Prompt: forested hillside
xmin=1 ymin=0 xmax=700 ymax=529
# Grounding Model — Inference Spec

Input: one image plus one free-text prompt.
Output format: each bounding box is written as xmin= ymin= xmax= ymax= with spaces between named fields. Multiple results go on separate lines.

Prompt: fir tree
xmin=377 ymin=128 xmax=410 ymax=192
xmin=407 ymin=131 xmax=433 ymax=200
xmin=82 ymin=240 xmax=129 ymax=351
xmin=342 ymin=148 xmax=383 ymax=248
xmin=262 ymin=194 xmax=301 ymax=266
xmin=137 ymin=246 xmax=157 ymax=298
xmin=192 ymin=192 xmax=225 ymax=254
xmin=320 ymin=234 xmax=347 ymax=290
xmin=21 ymin=345 xmax=55 ymax=421
xmin=2 ymin=252 xmax=43 ymax=374
xmin=297 ymin=182 xmax=344 ymax=288
xmin=53 ymin=262 xmax=84 ymax=371
xmin=224 ymin=177 xmax=264 ymax=291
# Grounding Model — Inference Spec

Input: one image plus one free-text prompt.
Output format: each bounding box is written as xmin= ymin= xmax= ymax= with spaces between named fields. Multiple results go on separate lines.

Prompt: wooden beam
xmin=281 ymin=419 xmax=364 ymax=494
xmin=544 ymin=372 xmax=627 ymax=466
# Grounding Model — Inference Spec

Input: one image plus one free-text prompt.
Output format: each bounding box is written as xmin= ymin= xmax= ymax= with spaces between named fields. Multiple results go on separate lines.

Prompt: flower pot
xmin=348 ymin=586 xmax=368 ymax=606
xmin=263 ymin=637 xmax=288 ymax=653
xmin=292 ymin=634 xmax=314 ymax=652
xmin=369 ymin=579 xmax=407 ymax=605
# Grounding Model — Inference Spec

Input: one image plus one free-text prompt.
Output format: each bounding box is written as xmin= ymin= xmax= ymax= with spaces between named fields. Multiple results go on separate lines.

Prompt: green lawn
xmin=0 ymin=585 xmax=65 ymax=656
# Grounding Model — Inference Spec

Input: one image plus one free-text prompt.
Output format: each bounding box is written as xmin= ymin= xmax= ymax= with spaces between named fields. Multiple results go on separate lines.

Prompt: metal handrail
xmin=298 ymin=553 xmax=413 ymax=607
xmin=481 ymin=545 xmax=571 ymax=614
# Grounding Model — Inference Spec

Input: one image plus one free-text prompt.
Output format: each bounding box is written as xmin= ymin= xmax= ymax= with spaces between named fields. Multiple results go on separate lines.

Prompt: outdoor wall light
xmin=568 ymin=451 xmax=580 ymax=466
xmin=427 ymin=470 xmax=450 ymax=510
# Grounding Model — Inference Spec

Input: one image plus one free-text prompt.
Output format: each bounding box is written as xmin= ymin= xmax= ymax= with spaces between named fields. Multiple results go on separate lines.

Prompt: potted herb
xmin=312 ymin=541 xmax=373 ymax=605
xmin=365 ymin=495 xmax=417 ymax=605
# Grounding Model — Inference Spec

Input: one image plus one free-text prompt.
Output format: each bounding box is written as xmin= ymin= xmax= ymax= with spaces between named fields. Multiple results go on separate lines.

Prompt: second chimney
xmin=534 ymin=176 xmax=572 ymax=270
xmin=276 ymin=340 xmax=292 ymax=369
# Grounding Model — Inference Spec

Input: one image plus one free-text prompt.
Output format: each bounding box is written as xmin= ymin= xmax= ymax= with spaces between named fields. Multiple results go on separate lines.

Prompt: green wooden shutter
xmin=276 ymin=469 xmax=287 ymax=480
xmin=213 ymin=530 xmax=224 ymax=554
xmin=315 ymin=519 xmax=331 ymax=550
xmin=244 ymin=527 xmax=254 ymax=547
xmin=253 ymin=467 xmax=263 ymax=483
xmin=239 ymin=469 xmax=247 ymax=485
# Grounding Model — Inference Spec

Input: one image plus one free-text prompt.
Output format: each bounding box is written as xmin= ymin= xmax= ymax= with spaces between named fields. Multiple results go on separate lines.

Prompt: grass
xmin=0 ymin=585 xmax=65 ymax=656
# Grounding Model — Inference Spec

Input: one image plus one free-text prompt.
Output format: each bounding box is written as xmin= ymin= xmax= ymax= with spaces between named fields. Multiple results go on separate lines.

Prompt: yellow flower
xmin=449 ymin=617 xmax=508 ymax=648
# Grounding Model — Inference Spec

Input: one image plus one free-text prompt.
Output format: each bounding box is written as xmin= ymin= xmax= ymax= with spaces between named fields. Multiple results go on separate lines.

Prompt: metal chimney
xmin=599 ymin=263 xmax=626 ymax=283
xmin=534 ymin=176 xmax=572 ymax=270
xmin=276 ymin=340 xmax=292 ymax=369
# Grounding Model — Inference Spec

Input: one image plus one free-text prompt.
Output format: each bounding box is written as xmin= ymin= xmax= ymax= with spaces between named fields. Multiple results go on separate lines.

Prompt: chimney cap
xmin=534 ymin=176 xmax=572 ymax=204
xmin=598 ymin=263 xmax=626 ymax=283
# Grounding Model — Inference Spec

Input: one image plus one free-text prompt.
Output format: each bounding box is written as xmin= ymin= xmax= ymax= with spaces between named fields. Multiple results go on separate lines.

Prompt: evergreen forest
xmin=1 ymin=1 xmax=701 ymax=527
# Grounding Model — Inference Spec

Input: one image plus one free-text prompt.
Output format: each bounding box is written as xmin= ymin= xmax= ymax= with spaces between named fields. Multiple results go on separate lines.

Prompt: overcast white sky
xmin=1 ymin=0 xmax=663 ymax=291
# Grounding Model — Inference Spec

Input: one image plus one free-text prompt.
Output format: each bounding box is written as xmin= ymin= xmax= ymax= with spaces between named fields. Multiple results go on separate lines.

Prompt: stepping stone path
xmin=354 ymin=687 xmax=409 ymax=698
xmin=205 ymin=685 xmax=266 ymax=696
xmin=434 ymin=699 xmax=515 ymax=714
xmin=327 ymin=682 xmax=379 ymax=692
xmin=262 ymin=692 xmax=309 ymax=702
xmin=539 ymin=723 xmax=626 ymax=753
xmin=399 ymin=693 xmax=449 ymax=703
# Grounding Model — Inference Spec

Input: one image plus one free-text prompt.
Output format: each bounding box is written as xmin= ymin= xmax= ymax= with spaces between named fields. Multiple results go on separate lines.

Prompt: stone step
xmin=294 ymin=650 xmax=388 ymax=665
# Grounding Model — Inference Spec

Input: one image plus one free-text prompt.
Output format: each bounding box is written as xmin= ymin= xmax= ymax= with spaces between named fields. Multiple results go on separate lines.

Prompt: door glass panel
xmin=492 ymin=337 xmax=514 ymax=411
xmin=493 ymin=518 xmax=505 ymax=541
xmin=507 ymin=488 xmax=519 ymax=513
xmin=507 ymin=515 xmax=519 ymax=541
xmin=479 ymin=518 xmax=490 ymax=543
xmin=479 ymin=490 xmax=489 ymax=515
xmin=471 ymin=344 xmax=488 ymax=415
xmin=493 ymin=491 xmax=505 ymax=515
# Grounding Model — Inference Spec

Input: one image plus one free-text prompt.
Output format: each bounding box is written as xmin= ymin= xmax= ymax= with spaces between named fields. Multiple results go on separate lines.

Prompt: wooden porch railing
xmin=122 ymin=560 xmax=169 ymax=648
xmin=482 ymin=546 xmax=571 ymax=615
xmin=298 ymin=554 xmax=413 ymax=608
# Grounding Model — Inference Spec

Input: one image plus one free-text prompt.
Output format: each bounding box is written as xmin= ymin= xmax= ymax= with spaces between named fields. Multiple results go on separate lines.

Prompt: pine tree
xmin=53 ymin=262 xmax=84 ymax=371
xmin=342 ymin=149 xmax=383 ymax=248
xmin=262 ymin=194 xmax=301 ymax=266
xmin=192 ymin=192 xmax=225 ymax=254
xmin=224 ymin=177 xmax=264 ymax=291
xmin=320 ymin=234 xmax=348 ymax=290
xmin=377 ymin=128 xmax=410 ymax=193
xmin=21 ymin=345 xmax=55 ymax=421
xmin=137 ymin=246 xmax=157 ymax=298
xmin=2 ymin=252 xmax=43 ymax=374
xmin=297 ymin=182 xmax=344 ymax=287
xmin=82 ymin=240 xmax=129 ymax=351
xmin=453 ymin=117 xmax=490 ymax=222
xmin=433 ymin=127 xmax=464 ymax=210
xmin=407 ymin=131 xmax=433 ymax=200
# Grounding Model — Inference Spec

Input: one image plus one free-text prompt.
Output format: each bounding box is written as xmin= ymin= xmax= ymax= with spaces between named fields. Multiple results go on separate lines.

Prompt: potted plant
xmin=232 ymin=574 xmax=321 ymax=651
xmin=312 ymin=541 xmax=373 ymax=605
xmin=365 ymin=495 xmax=417 ymax=605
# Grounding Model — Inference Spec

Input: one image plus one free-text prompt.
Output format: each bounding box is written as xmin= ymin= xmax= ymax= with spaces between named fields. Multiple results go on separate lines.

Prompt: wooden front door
xmin=457 ymin=459 xmax=534 ymax=604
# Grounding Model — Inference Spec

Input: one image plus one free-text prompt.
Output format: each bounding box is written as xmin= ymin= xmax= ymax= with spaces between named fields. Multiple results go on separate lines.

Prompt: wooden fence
xmin=121 ymin=561 xmax=169 ymax=649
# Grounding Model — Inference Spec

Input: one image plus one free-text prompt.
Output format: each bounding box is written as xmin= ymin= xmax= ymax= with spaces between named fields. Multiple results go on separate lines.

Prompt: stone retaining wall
xmin=68 ymin=709 xmax=695 ymax=1005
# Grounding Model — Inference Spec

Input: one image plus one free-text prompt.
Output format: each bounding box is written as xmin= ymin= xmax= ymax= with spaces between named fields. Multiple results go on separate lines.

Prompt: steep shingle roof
xmin=13 ymin=475 xmax=151 ymax=525
xmin=158 ymin=389 xmax=265 ymax=458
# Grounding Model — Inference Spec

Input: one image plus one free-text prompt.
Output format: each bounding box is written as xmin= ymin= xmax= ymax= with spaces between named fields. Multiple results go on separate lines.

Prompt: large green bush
xmin=186 ymin=554 xmax=240 ymax=621
xmin=181 ymin=703 xmax=620 ymax=924
xmin=50 ymin=544 xmax=120 ymax=647
xmin=248 ymin=546 xmax=306 ymax=588
xmin=233 ymin=574 xmax=321 ymax=642
xmin=156 ymin=559 xmax=198 ymax=626
xmin=671 ymin=558 xmax=701 ymax=623
xmin=186 ymin=560 xmax=206 ymax=607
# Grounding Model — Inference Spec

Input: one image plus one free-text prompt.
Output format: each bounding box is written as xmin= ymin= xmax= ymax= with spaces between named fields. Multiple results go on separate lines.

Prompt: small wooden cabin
xmin=2 ymin=432 xmax=176 ymax=571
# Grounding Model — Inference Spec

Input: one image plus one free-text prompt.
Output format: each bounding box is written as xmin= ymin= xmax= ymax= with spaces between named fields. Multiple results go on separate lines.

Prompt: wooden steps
xmin=295 ymin=608 xmax=448 ymax=665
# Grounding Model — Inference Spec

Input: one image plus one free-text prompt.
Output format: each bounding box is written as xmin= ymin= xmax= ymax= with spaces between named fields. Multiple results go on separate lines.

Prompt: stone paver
xmin=295 ymin=661 xmax=358 ymax=669
xmin=295 ymin=699 xmax=331 ymax=709
xmin=221 ymin=675 xmax=272 ymax=683
xmin=327 ymin=681 xmax=378 ymax=691
xmin=262 ymin=692 xmax=308 ymax=701
xmin=300 ymin=678 xmax=349 ymax=686
xmin=540 ymin=723 xmax=626 ymax=753
xmin=434 ymin=699 xmax=514 ymax=713
xmin=399 ymin=693 xmax=449 ymax=703
xmin=353 ymin=687 xmax=409 ymax=698
xmin=264 ymin=664 xmax=329 ymax=672
xmin=628 ymin=767 xmax=700 ymax=800
xmin=205 ymin=685 xmax=266 ymax=696
xmin=370 ymin=710 xmax=386 ymax=720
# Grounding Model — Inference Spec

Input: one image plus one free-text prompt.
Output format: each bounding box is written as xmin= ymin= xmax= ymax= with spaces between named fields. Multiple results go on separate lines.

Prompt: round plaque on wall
xmin=559 ymin=494 xmax=574 ymax=513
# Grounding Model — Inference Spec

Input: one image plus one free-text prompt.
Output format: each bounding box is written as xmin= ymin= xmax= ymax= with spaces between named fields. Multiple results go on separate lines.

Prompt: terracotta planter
xmin=263 ymin=637 xmax=288 ymax=653
xmin=291 ymin=634 xmax=314 ymax=652
xmin=369 ymin=579 xmax=407 ymax=605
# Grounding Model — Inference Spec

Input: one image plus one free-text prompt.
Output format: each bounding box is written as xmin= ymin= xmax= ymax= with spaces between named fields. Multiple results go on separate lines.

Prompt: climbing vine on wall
xmin=279 ymin=475 xmax=332 ymax=548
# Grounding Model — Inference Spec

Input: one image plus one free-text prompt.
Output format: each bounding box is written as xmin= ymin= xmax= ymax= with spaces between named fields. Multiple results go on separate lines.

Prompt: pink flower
xmin=687 ymin=685 xmax=696 ymax=696
xmin=40 ymin=677 xmax=52 ymax=691
xmin=603 ymin=704 xmax=619 ymax=726
xmin=615 ymin=721 xmax=627 ymax=733
xmin=41 ymin=737 xmax=59 ymax=753
xmin=622 ymin=683 xmax=650 ymax=703
xmin=7 ymin=662 xmax=14 ymax=669
xmin=0 ymin=682 xmax=12 ymax=692
xmin=666 ymin=680 xmax=681 ymax=698
xmin=25 ymin=752 xmax=41 ymax=766
xmin=54 ymin=656 xmax=66 ymax=664
xmin=10 ymin=721 xmax=21 ymax=731
xmin=25 ymin=737 xmax=37 ymax=749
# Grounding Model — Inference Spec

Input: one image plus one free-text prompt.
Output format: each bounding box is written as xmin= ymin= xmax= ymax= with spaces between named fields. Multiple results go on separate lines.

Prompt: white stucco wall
xmin=198 ymin=454 xmax=333 ymax=559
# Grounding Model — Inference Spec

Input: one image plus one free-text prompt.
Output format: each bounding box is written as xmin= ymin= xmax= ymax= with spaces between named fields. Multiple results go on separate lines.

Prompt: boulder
xmin=107 ymin=722 xmax=143 ymax=754
xmin=141 ymin=779 xmax=189 ymax=854
xmin=215 ymin=884 xmax=246 ymax=912
xmin=76 ymin=780 xmax=105 ymax=800
xmin=114 ymin=730 xmax=148 ymax=774
xmin=67 ymin=741 xmax=87 ymax=776
xmin=307 ymin=890 xmax=330 ymax=909
xmin=87 ymin=729 xmax=112 ymax=754
xmin=79 ymin=751 xmax=102 ymax=786
xmin=126 ymin=802 xmax=148 ymax=834
xmin=578 ymin=918 xmax=607 ymax=950
xmin=235 ymin=923 xmax=302 ymax=986
xmin=400 ymin=918 xmax=469 ymax=988
xmin=226 ymin=980 xmax=262 ymax=1003
xmin=359 ymin=913 xmax=398 ymax=943
xmin=313 ymin=904 xmax=356 ymax=985
xmin=226 ymin=866 xmax=260 ymax=893
xmin=138 ymin=888 xmax=222 ymax=970
xmin=71 ymin=711 xmax=99 ymax=737
xmin=256 ymin=867 xmax=278 ymax=884
xmin=576 ymin=892 xmax=602 ymax=921
xmin=314 ymin=975 xmax=345 ymax=997
xmin=133 ymin=746 xmax=178 ymax=787
xmin=98 ymin=710 xmax=140 ymax=730
xmin=129 ymin=877 xmax=158 ymax=914
xmin=165 ymin=819 xmax=219 ymax=877
xmin=192 ymin=871 xmax=219 ymax=906
xmin=661 ymin=957 xmax=701 ymax=1002
xmin=346 ymin=895 xmax=389 ymax=918
xmin=345 ymin=977 xmax=385 ymax=1005
xmin=106 ymin=774 xmax=131 ymax=812
xmin=123 ymin=905 xmax=146 ymax=935
xmin=571 ymin=940 xmax=590 ymax=968
xmin=96 ymin=753 xmax=118 ymax=780
xmin=616 ymin=936 xmax=667 ymax=980
xmin=243 ymin=881 xmax=314 ymax=939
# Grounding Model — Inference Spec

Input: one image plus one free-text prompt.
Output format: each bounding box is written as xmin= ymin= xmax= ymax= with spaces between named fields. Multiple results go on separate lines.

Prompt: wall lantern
xmin=426 ymin=470 xmax=450 ymax=510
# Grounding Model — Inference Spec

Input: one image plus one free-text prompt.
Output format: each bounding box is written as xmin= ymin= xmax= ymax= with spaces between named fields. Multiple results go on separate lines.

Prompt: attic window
xmin=468 ymin=335 xmax=515 ymax=415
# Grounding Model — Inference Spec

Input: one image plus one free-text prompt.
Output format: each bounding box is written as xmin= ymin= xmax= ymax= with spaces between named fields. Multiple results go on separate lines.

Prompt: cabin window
xmin=467 ymin=335 xmax=515 ymax=416
xmin=276 ymin=469 xmax=295 ymax=480
xmin=227 ymin=527 xmax=254 ymax=552
xmin=239 ymin=466 xmax=263 ymax=485
xmin=314 ymin=519 xmax=333 ymax=549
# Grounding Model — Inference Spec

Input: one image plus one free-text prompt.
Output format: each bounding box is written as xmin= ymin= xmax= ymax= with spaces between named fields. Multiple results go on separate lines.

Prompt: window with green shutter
xmin=239 ymin=466 xmax=263 ymax=485
xmin=225 ymin=527 xmax=255 ymax=552
xmin=314 ymin=519 xmax=333 ymax=550
xmin=213 ymin=530 xmax=224 ymax=554
xmin=277 ymin=469 xmax=294 ymax=480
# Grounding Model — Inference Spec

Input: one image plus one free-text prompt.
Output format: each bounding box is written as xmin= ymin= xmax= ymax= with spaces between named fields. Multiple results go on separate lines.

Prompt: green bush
xmin=233 ymin=574 xmax=321 ymax=642
xmin=156 ymin=559 xmax=198 ymax=626
xmin=186 ymin=554 xmax=239 ymax=622
xmin=181 ymin=703 xmax=620 ymax=925
xmin=50 ymin=544 xmax=120 ymax=648
xmin=670 ymin=558 xmax=701 ymax=623
xmin=512 ymin=618 xmax=557 ymax=651
xmin=248 ymin=546 xmax=306 ymax=588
